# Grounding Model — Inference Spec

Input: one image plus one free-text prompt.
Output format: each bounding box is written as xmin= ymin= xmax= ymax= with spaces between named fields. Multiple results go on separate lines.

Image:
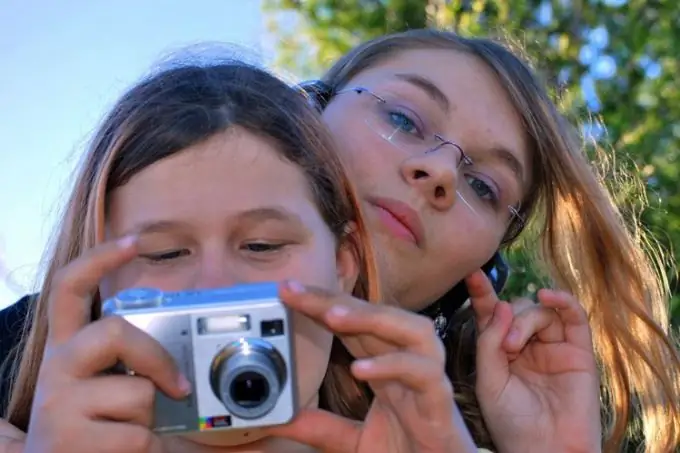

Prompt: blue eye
xmin=465 ymin=175 xmax=497 ymax=202
xmin=388 ymin=111 xmax=417 ymax=134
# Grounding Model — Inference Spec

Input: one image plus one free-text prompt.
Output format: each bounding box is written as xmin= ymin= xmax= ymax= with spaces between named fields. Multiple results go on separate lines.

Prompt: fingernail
xmin=178 ymin=374 xmax=192 ymax=395
xmin=327 ymin=305 xmax=350 ymax=318
xmin=117 ymin=235 xmax=138 ymax=249
xmin=506 ymin=327 xmax=519 ymax=343
xmin=285 ymin=280 xmax=305 ymax=294
xmin=353 ymin=359 xmax=374 ymax=371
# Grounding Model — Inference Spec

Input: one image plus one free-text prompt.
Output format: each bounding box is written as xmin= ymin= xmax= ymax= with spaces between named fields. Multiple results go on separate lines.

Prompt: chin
xmin=179 ymin=428 xmax=267 ymax=447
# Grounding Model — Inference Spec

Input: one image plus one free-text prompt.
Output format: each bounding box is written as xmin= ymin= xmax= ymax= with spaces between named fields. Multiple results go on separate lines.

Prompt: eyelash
xmin=385 ymin=108 xmax=502 ymax=206
xmin=240 ymin=242 xmax=287 ymax=253
xmin=386 ymin=109 xmax=424 ymax=138
xmin=140 ymin=249 xmax=190 ymax=263
xmin=465 ymin=174 xmax=499 ymax=204
xmin=139 ymin=242 xmax=287 ymax=263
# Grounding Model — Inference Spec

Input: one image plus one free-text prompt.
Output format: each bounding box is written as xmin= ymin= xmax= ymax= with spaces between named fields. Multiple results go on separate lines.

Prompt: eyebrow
xmin=128 ymin=207 xmax=306 ymax=236
xmin=129 ymin=220 xmax=190 ymax=236
xmin=394 ymin=73 xmax=450 ymax=112
xmin=391 ymin=74 xmax=527 ymax=190
xmin=484 ymin=146 xmax=527 ymax=189
xmin=237 ymin=207 xmax=305 ymax=225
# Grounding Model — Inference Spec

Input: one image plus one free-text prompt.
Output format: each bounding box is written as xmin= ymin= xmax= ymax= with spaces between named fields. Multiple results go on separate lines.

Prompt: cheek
xmin=282 ymin=238 xmax=343 ymax=292
xmin=437 ymin=212 xmax=500 ymax=275
xmin=324 ymin=112 xmax=387 ymax=183
xmin=281 ymin=241 xmax=341 ymax=403
xmin=291 ymin=312 xmax=333 ymax=406
xmin=340 ymin=134 xmax=383 ymax=175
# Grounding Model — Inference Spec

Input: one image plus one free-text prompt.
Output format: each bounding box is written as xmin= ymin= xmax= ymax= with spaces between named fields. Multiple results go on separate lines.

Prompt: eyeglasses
xmin=336 ymin=86 xmax=525 ymax=242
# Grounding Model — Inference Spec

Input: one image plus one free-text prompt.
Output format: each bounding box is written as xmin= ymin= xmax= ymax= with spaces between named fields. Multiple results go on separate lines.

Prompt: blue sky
xmin=0 ymin=0 xmax=273 ymax=307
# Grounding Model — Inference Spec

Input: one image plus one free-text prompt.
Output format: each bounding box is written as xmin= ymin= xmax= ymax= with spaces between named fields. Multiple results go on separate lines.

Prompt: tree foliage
xmin=264 ymin=0 xmax=680 ymax=325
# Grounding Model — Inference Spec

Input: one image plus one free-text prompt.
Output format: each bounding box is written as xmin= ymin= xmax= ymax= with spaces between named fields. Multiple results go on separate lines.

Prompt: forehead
xmin=349 ymin=48 xmax=531 ymax=185
xmin=106 ymin=129 xmax=321 ymax=230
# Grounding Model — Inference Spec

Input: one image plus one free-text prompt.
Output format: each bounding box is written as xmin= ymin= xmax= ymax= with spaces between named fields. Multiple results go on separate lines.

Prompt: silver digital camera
xmin=101 ymin=282 xmax=298 ymax=434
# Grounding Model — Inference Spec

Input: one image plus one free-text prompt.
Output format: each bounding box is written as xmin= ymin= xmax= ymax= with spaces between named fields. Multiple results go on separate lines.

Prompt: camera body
xmin=101 ymin=282 xmax=297 ymax=435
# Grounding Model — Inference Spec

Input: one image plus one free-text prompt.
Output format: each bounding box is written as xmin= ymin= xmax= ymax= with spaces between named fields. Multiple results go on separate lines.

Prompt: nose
xmin=400 ymin=151 xmax=457 ymax=211
xmin=191 ymin=252 xmax=242 ymax=289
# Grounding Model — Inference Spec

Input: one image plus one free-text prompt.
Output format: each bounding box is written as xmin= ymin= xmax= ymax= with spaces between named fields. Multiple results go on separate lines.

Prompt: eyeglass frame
xmin=334 ymin=85 xmax=526 ymax=241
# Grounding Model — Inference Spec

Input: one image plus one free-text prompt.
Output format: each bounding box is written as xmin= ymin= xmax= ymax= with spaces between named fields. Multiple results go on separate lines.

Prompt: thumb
xmin=265 ymin=408 xmax=361 ymax=453
xmin=4 ymin=437 xmax=25 ymax=453
xmin=476 ymin=301 xmax=514 ymax=400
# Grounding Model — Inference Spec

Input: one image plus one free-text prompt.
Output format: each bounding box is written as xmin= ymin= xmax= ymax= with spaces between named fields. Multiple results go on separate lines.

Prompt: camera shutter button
xmin=114 ymin=288 xmax=163 ymax=309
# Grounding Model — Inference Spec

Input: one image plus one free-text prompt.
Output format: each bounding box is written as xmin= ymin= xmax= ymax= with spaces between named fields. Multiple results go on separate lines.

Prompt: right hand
xmin=265 ymin=283 xmax=477 ymax=453
xmin=24 ymin=236 xmax=191 ymax=453
xmin=467 ymin=270 xmax=601 ymax=453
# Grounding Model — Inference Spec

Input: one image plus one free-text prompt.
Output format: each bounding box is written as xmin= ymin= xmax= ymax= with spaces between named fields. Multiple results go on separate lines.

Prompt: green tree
xmin=264 ymin=0 xmax=680 ymax=325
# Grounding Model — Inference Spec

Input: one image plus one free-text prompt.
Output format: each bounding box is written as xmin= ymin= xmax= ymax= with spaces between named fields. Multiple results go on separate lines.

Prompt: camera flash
xmin=199 ymin=315 xmax=251 ymax=334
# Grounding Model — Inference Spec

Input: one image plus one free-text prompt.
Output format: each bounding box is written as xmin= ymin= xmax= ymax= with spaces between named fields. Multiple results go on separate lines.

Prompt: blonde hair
xmin=320 ymin=29 xmax=680 ymax=452
xmin=6 ymin=58 xmax=381 ymax=431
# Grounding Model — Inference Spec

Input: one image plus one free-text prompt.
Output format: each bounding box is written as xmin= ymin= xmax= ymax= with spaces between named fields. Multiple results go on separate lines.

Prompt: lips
xmin=367 ymin=196 xmax=425 ymax=247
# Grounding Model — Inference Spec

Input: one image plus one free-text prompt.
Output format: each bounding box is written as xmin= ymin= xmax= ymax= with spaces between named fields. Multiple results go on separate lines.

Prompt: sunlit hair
xmin=5 ymin=53 xmax=380 ymax=431
xmin=319 ymin=29 xmax=680 ymax=452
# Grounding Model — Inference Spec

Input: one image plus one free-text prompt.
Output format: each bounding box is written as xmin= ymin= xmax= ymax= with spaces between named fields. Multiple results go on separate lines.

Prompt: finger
xmin=3 ymin=439 xmax=23 ymax=453
xmin=47 ymin=235 xmax=139 ymax=346
xmin=466 ymin=270 xmax=501 ymax=332
xmin=80 ymin=422 xmax=163 ymax=453
xmin=280 ymin=282 xmax=394 ymax=357
xmin=352 ymin=354 xmax=457 ymax=442
xmin=78 ymin=375 xmax=156 ymax=426
xmin=352 ymin=353 xmax=453 ymax=403
xmin=503 ymin=305 xmax=564 ymax=352
xmin=351 ymin=353 xmax=442 ymax=390
xmin=323 ymin=305 xmax=442 ymax=359
xmin=0 ymin=422 xmax=25 ymax=453
xmin=281 ymin=281 xmax=442 ymax=359
xmin=537 ymin=289 xmax=593 ymax=350
xmin=475 ymin=301 xmax=513 ymax=399
xmin=265 ymin=408 xmax=360 ymax=453
xmin=54 ymin=316 xmax=190 ymax=399
xmin=509 ymin=297 xmax=537 ymax=314
xmin=280 ymin=281 xmax=365 ymax=320
xmin=537 ymin=289 xmax=588 ymax=325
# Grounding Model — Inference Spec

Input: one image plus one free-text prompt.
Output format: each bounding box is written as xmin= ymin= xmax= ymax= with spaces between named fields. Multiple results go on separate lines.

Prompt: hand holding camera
xmin=100 ymin=282 xmax=298 ymax=435
xmin=265 ymin=281 xmax=478 ymax=453
xmin=23 ymin=235 xmax=476 ymax=453
xmin=24 ymin=237 xmax=190 ymax=453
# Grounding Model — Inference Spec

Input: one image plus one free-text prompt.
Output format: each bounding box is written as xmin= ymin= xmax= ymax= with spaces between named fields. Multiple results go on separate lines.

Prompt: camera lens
xmin=229 ymin=371 xmax=270 ymax=408
xmin=210 ymin=339 xmax=287 ymax=420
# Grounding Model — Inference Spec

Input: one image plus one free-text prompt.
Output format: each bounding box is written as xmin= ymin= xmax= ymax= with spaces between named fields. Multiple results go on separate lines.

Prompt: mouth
xmin=366 ymin=196 xmax=425 ymax=247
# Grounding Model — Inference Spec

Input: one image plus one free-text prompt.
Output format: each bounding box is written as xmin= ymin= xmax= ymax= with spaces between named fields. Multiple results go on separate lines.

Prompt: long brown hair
xmin=319 ymin=29 xmax=680 ymax=452
xmin=6 ymin=57 xmax=380 ymax=431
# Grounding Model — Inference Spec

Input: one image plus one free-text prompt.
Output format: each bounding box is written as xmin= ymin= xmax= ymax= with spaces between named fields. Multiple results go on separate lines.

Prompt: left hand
xmin=0 ymin=421 xmax=25 ymax=453
xmin=266 ymin=281 xmax=477 ymax=453
xmin=467 ymin=270 xmax=602 ymax=453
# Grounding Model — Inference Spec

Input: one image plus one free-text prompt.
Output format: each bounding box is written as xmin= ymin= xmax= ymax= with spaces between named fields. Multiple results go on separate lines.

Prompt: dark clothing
xmin=0 ymin=294 xmax=32 ymax=414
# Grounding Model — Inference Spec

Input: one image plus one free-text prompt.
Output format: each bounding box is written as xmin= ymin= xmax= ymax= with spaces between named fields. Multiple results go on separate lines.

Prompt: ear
xmin=335 ymin=222 xmax=360 ymax=294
